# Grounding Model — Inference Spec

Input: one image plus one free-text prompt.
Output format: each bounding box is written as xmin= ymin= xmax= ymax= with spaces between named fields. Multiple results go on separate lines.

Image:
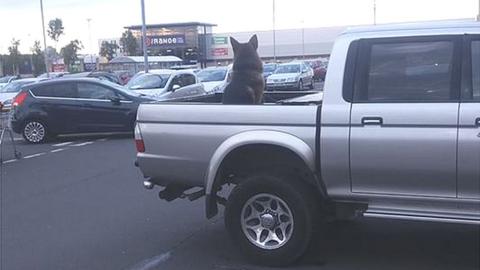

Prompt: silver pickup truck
xmin=135 ymin=20 xmax=480 ymax=266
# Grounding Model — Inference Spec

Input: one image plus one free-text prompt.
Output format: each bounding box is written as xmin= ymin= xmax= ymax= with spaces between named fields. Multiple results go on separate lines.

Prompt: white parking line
xmin=52 ymin=142 xmax=73 ymax=147
xmin=96 ymin=138 xmax=108 ymax=142
xmin=71 ymin=141 xmax=94 ymax=147
xmin=50 ymin=148 xmax=65 ymax=153
xmin=23 ymin=153 xmax=46 ymax=159
xmin=127 ymin=252 xmax=171 ymax=270
xmin=2 ymin=159 xmax=17 ymax=164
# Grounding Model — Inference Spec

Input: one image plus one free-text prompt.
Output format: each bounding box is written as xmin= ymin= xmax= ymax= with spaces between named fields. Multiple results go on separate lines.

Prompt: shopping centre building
xmin=100 ymin=22 xmax=346 ymax=66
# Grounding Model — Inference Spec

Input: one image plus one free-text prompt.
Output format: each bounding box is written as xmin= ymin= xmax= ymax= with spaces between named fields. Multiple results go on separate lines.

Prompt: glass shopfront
xmin=125 ymin=22 xmax=215 ymax=66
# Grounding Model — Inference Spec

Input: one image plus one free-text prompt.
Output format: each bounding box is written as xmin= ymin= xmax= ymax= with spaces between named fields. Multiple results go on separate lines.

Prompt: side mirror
xmin=172 ymin=84 xmax=181 ymax=91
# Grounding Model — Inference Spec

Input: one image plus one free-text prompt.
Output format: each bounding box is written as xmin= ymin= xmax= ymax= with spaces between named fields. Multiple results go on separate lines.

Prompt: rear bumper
xmin=266 ymin=82 xmax=298 ymax=90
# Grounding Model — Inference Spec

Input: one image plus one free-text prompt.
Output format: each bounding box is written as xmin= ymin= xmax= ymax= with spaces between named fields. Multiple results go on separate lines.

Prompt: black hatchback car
xmin=10 ymin=78 xmax=154 ymax=143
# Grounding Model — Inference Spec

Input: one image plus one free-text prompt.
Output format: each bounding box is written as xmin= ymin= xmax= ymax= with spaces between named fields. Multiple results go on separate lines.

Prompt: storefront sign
xmin=145 ymin=35 xmax=186 ymax=47
xmin=211 ymin=48 xmax=229 ymax=56
xmin=212 ymin=36 xmax=228 ymax=45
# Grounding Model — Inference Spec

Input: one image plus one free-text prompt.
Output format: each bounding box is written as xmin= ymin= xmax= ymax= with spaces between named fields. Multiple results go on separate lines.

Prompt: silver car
xmin=266 ymin=61 xmax=314 ymax=90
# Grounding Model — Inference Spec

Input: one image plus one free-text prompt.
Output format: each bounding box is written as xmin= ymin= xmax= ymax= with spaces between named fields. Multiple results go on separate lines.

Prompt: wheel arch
xmin=205 ymin=130 xmax=325 ymax=218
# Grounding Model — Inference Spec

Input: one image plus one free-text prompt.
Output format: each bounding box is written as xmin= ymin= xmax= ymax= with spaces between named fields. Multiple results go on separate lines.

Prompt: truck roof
xmin=342 ymin=19 xmax=480 ymax=35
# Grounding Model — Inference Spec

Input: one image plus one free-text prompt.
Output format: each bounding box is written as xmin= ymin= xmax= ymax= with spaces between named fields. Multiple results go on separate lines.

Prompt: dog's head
xmin=230 ymin=35 xmax=262 ymax=72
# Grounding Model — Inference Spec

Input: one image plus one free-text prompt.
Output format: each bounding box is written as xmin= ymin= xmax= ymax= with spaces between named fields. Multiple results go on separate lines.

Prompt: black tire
xmin=309 ymin=79 xmax=314 ymax=89
xmin=225 ymin=173 xmax=320 ymax=266
xmin=297 ymin=80 xmax=303 ymax=91
xmin=22 ymin=119 xmax=49 ymax=144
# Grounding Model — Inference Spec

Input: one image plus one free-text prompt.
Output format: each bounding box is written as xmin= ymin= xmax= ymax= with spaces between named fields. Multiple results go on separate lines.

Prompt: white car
xmin=126 ymin=69 xmax=200 ymax=98
xmin=0 ymin=75 xmax=20 ymax=90
xmin=266 ymin=61 xmax=315 ymax=91
xmin=196 ymin=66 xmax=232 ymax=93
xmin=0 ymin=78 xmax=45 ymax=111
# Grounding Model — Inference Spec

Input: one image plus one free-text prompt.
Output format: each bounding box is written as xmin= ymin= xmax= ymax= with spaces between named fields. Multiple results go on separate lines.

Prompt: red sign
xmin=211 ymin=48 xmax=228 ymax=57
xmin=52 ymin=64 xmax=66 ymax=72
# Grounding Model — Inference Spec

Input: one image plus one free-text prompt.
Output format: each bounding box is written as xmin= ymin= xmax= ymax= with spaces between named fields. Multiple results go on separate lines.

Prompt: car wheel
xmin=297 ymin=80 xmax=303 ymax=91
xmin=22 ymin=120 xmax=48 ymax=144
xmin=225 ymin=173 xmax=320 ymax=266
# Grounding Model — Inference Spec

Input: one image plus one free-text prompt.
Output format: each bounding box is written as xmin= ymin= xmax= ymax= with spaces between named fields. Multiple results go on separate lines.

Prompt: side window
xmin=77 ymin=83 xmax=119 ymax=100
xmin=182 ymin=74 xmax=196 ymax=86
xmin=472 ymin=40 xmax=480 ymax=100
xmin=170 ymin=75 xmax=182 ymax=89
xmin=355 ymin=40 xmax=456 ymax=102
xmin=31 ymin=83 xmax=76 ymax=98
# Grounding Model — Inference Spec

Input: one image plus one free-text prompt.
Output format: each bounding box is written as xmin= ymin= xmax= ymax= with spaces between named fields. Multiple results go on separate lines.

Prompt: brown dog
xmin=222 ymin=35 xmax=264 ymax=104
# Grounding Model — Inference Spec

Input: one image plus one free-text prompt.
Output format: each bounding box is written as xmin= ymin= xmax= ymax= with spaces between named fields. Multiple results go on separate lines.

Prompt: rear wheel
xmin=22 ymin=120 xmax=48 ymax=144
xmin=225 ymin=173 xmax=320 ymax=266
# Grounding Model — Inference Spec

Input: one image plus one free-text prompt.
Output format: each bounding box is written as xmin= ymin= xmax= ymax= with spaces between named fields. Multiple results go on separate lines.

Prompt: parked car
xmin=305 ymin=59 xmax=327 ymax=81
xmin=262 ymin=63 xmax=278 ymax=81
xmin=0 ymin=75 xmax=20 ymax=89
xmin=0 ymin=78 xmax=46 ymax=111
xmin=266 ymin=61 xmax=314 ymax=91
xmin=9 ymin=78 xmax=154 ymax=143
xmin=134 ymin=21 xmax=480 ymax=266
xmin=126 ymin=69 xmax=199 ymax=98
xmin=196 ymin=66 xmax=232 ymax=92
xmin=64 ymin=71 xmax=122 ymax=84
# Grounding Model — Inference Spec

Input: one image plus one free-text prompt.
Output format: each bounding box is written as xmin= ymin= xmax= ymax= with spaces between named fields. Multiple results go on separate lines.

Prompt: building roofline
xmin=124 ymin=22 xmax=217 ymax=30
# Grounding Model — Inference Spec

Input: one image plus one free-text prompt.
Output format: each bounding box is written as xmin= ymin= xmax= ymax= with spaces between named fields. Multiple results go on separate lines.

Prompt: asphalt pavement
xmin=0 ymin=124 xmax=479 ymax=270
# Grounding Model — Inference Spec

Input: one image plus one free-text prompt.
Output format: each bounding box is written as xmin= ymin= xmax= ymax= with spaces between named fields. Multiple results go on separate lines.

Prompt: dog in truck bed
xmin=222 ymin=35 xmax=264 ymax=104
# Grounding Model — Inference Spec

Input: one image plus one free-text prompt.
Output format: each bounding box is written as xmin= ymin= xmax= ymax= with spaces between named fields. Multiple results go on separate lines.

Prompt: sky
xmin=0 ymin=0 xmax=478 ymax=54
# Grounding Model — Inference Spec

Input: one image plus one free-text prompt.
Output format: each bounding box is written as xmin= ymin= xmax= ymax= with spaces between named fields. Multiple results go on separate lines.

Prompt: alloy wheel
xmin=240 ymin=193 xmax=294 ymax=250
xmin=23 ymin=121 xmax=46 ymax=143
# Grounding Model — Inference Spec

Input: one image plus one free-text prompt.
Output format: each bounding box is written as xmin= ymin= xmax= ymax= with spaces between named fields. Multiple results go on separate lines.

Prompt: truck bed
xmin=136 ymin=103 xmax=320 ymax=188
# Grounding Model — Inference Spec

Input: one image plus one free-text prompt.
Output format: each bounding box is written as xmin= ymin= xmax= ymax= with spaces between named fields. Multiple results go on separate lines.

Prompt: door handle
xmin=361 ymin=117 xmax=383 ymax=125
xmin=475 ymin=117 xmax=480 ymax=126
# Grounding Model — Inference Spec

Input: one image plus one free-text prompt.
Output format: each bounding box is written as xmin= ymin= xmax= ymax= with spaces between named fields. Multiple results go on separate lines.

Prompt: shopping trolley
xmin=0 ymin=103 xmax=22 ymax=162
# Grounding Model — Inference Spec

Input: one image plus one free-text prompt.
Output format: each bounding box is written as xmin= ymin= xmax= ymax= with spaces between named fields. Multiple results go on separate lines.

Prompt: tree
xmin=99 ymin=41 xmax=119 ymax=61
xmin=47 ymin=18 xmax=64 ymax=48
xmin=8 ymin=39 xmax=21 ymax=75
xmin=60 ymin=40 xmax=83 ymax=71
xmin=120 ymin=30 xmax=138 ymax=56
xmin=31 ymin=40 xmax=46 ymax=76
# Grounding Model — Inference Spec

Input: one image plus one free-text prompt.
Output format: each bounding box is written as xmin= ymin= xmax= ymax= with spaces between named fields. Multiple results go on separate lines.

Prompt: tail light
xmin=134 ymin=124 xmax=145 ymax=153
xmin=12 ymin=91 xmax=28 ymax=107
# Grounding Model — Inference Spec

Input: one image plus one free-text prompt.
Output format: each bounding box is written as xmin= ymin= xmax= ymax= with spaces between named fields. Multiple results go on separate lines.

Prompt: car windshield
xmin=0 ymin=81 xmax=34 ymax=93
xmin=126 ymin=73 xmax=170 ymax=90
xmin=263 ymin=64 xmax=277 ymax=72
xmin=275 ymin=65 xmax=300 ymax=74
xmin=197 ymin=68 xmax=228 ymax=82
xmin=100 ymin=80 xmax=142 ymax=97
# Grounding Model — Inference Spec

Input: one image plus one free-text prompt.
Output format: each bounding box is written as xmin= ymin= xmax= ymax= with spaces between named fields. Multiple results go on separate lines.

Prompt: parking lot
xmin=1 ymin=131 xmax=479 ymax=270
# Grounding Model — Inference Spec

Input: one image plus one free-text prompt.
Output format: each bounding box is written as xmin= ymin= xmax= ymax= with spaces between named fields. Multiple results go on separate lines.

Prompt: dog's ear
xmin=230 ymin=37 xmax=240 ymax=53
xmin=248 ymin=34 xmax=258 ymax=50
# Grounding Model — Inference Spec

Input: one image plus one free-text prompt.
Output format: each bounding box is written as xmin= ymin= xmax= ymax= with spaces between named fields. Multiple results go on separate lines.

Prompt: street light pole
xmin=39 ymin=0 xmax=49 ymax=77
xmin=272 ymin=0 xmax=276 ymax=62
xmin=87 ymin=18 xmax=93 ymax=54
xmin=301 ymin=20 xmax=305 ymax=59
xmin=373 ymin=0 xmax=377 ymax=25
xmin=140 ymin=0 xmax=149 ymax=73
